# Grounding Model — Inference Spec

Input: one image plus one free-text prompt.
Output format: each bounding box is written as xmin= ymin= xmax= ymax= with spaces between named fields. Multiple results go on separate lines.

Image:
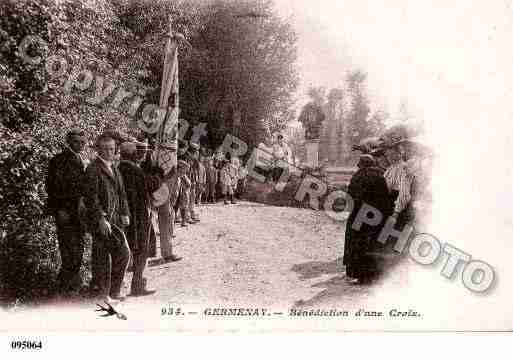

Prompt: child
xmin=219 ymin=159 xmax=238 ymax=204
xmin=205 ymin=157 xmax=218 ymax=203
xmin=196 ymin=156 xmax=207 ymax=204
xmin=176 ymin=160 xmax=192 ymax=227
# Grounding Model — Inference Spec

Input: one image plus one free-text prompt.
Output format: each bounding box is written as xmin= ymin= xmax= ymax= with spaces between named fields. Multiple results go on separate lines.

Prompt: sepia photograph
xmin=1 ymin=0 xmax=513 ymax=347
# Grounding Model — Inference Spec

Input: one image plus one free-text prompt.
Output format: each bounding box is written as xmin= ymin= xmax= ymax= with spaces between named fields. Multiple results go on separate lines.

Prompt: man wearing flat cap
xmin=118 ymin=141 xmax=161 ymax=296
xmin=151 ymin=140 xmax=182 ymax=263
xmin=45 ymin=128 xmax=89 ymax=295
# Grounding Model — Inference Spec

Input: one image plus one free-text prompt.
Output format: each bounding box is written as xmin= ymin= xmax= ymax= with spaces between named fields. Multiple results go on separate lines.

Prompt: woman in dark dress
xmin=343 ymin=155 xmax=393 ymax=283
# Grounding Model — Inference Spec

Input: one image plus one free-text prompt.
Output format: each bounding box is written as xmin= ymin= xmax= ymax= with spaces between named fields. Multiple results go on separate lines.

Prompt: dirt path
xmin=131 ymin=200 xmax=373 ymax=309
xmin=4 ymin=201 xmax=410 ymax=330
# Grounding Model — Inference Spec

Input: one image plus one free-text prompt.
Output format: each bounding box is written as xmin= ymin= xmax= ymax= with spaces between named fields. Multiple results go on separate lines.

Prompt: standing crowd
xmin=44 ymin=124 xmax=420 ymax=302
xmin=45 ymin=129 xmax=248 ymax=303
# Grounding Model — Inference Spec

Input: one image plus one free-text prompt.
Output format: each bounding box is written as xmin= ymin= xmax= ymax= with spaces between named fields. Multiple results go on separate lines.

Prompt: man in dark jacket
xmin=45 ymin=129 xmax=88 ymax=294
xmin=84 ymin=133 xmax=130 ymax=302
xmin=184 ymin=142 xmax=201 ymax=222
xmin=118 ymin=141 xmax=161 ymax=296
xmin=176 ymin=142 xmax=199 ymax=224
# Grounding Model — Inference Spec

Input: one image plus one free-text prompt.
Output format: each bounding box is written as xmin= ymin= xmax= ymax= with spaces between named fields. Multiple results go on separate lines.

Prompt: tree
xmin=1 ymin=0 xmax=162 ymax=302
xmin=114 ymin=0 xmax=299 ymax=149
xmin=307 ymin=86 xmax=327 ymax=107
xmin=345 ymin=70 xmax=370 ymax=145
xmin=342 ymin=70 xmax=389 ymax=164
xmin=0 ymin=0 xmax=52 ymax=131
xmin=0 ymin=0 xmax=300 ymax=302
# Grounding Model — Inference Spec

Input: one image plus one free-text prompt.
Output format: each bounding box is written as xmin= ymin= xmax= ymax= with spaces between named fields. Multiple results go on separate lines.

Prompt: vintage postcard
xmin=1 ymin=0 xmax=513 ymax=345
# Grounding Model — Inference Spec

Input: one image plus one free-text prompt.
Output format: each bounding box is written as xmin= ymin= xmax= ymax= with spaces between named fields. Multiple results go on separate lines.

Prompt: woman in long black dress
xmin=343 ymin=155 xmax=393 ymax=283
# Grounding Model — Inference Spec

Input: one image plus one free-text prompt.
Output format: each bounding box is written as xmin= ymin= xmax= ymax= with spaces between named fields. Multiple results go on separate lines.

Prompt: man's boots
xmin=180 ymin=208 xmax=188 ymax=227
xmin=129 ymin=277 xmax=157 ymax=297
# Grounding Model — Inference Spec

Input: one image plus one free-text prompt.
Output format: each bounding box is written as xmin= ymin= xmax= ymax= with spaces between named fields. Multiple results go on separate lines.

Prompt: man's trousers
xmin=91 ymin=231 xmax=130 ymax=298
xmin=188 ymin=184 xmax=198 ymax=220
xmin=157 ymin=199 xmax=174 ymax=258
xmin=55 ymin=221 xmax=85 ymax=292
xmin=130 ymin=248 xmax=148 ymax=294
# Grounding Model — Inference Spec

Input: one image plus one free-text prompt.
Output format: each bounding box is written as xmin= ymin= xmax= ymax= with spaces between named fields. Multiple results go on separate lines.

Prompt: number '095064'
xmin=10 ymin=340 xmax=42 ymax=350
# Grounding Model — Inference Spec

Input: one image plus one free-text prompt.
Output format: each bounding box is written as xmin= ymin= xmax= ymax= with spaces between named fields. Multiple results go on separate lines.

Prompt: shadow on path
xmin=293 ymin=275 xmax=373 ymax=309
xmin=291 ymin=258 xmax=374 ymax=309
xmin=291 ymin=258 xmax=343 ymax=281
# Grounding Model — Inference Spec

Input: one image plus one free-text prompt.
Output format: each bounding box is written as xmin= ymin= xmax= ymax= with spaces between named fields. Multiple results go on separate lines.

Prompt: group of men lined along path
xmin=343 ymin=125 xmax=432 ymax=284
xmin=45 ymin=128 xmax=258 ymax=304
xmin=45 ymin=123 xmax=430 ymax=304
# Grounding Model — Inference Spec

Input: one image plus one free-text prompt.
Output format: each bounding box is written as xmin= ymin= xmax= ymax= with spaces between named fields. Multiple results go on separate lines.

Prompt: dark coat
xmin=118 ymin=160 xmax=162 ymax=253
xmin=45 ymin=148 xmax=87 ymax=223
xmin=343 ymin=166 xmax=393 ymax=279
xmin=179 ymin=152 xmax=198 ymax=184
xmin=206 ymin=165 xmax=218 ymax=185
xmin=83 ymin=157 xmax=129 ymax=231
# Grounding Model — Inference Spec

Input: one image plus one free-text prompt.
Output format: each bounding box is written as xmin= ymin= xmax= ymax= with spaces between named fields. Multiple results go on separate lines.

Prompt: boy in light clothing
xmin=219 ymin=159 xmax=238 ymax=205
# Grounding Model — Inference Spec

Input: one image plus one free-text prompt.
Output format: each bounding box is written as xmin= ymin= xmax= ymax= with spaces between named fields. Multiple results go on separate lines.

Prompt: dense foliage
xmin=0 ymin=0 xmax=298 ymax=304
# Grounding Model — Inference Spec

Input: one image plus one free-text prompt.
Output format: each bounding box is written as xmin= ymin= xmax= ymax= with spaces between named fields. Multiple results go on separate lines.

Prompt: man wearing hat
xmin=153 ymin=140 xmax=182 ymax=263
xmin=187 ymin=142 xmax=201 ymax=222
xmin=178 ymin=142 xmax=200 ymax=223
xmin=45 ymin=128 xmax=89 ymax=295
xmin=196 ymin=150 xmax=207 ymax=204
xmin=174 ymin=143 xmax=188 ymax=224
xmin=175 ymin=159 xmax=192 ymax=226
xmin=83 ymin=133 xmax=131 ymax=302
xmin=118 ymin=141 xmax=161 ymax=296
xmin=205 ymin=156 xmax=218 ymax=203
